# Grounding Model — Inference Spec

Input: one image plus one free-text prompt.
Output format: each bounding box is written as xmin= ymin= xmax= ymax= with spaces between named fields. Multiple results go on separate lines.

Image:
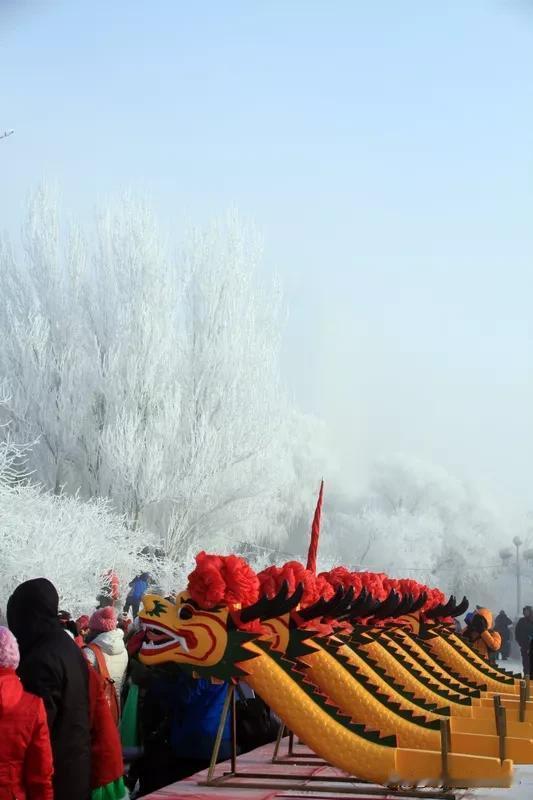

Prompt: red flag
xmin=306 ymin=480 xmax=324 ymax=574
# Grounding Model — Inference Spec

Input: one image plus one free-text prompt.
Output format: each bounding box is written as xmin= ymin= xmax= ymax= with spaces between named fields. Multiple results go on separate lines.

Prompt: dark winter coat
xmin=145 ymin=670 xmax=231 ymax=761
xmin=494 ymin=611 xmax=513 ymax=644
xmin=7 ymin=578 xmax=91 ymax=800
xmin=0 ymin=668 xmax=54 ymax=800
xmin=515 ymin=616 xmax=533 ymax=650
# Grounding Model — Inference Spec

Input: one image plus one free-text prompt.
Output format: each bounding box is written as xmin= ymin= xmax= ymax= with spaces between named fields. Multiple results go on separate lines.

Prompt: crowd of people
xmin=0 ymin=574 xmax=279 ymax=800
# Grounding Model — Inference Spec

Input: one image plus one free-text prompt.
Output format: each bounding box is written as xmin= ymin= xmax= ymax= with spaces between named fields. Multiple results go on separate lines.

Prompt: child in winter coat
xmin=0 ymin=626 xmax=54 ymax=799
xmin=83 ymin=607 xmax=129 ymax=708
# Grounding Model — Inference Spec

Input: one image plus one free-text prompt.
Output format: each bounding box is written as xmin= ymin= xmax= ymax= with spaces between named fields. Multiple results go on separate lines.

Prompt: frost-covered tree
xmin=322 ymin=455 xmax=514 ymax=602
xmin=159 ymin=219 xmax=288 ymax=556
xmin=0 ymin=190 xmax=296 ymax=557
xmin=0 ymin=435 xmax=176 ymax=615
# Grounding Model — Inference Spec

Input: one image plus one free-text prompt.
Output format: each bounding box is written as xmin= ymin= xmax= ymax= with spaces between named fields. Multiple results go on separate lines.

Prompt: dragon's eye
xmin=178 ymin=604 xmax=194 ymax=620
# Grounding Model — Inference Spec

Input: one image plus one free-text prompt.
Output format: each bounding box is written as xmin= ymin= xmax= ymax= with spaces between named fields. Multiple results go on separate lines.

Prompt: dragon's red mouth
xmin=146 ymin=629 xmax=172 ymax=645
xmin=140 ymin=620 xmax=198 ymax=657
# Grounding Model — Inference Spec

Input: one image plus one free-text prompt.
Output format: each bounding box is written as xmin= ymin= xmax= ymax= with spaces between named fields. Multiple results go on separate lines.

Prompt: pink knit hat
xmin=0 ymin=626 xmax=20 ymax=670
xmin=89 ymin=606 xmax=117 ymax=633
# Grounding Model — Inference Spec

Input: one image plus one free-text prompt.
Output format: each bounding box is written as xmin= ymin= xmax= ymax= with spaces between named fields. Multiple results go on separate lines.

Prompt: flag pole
xmin=306 ymin=480 xmax=324 ymax=574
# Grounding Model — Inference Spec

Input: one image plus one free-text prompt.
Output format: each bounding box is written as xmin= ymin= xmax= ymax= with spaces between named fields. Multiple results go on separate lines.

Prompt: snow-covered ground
xmin=463 ymin=764 xmax=533 ymax=800
xmin=461 ymin=657 xmax=528 ymax=800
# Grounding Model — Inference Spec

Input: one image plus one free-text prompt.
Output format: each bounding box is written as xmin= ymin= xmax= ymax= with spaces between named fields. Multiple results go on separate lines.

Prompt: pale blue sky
xmin=1 ymin=1 xmax=532 ymax=508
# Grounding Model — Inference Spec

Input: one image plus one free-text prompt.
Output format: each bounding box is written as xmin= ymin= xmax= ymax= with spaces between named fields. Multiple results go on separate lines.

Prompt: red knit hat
xmin=89 ymin=606 xmax=117 ymax=633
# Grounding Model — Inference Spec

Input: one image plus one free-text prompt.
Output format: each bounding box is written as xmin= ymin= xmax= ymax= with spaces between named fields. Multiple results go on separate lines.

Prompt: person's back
xmin=515 ymin=610 xmax=533 ymax=645
xmin=123 ymin=573 xmax=150 ymax=618
xmin=137 ymin=669 xmax=231 ymax=794
xmin=494 ymin=610 xmax=512 ymax=636
xmin=0 ymin=626 xmax=53 ymax=800
xmin=7 ymin=578 xmax=91 ymax=800
xmin=515 ymin=606 xmax=533 ymax=675
xmin=494 ymin=610 xmax=512 ymax=660
xmin=83 ymin=607 xmax=129 ymax=706
xmin=168 ymin=675 xmax=231 ymax=762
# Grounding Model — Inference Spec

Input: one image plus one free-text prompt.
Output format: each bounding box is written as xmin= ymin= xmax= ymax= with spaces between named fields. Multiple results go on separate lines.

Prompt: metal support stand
xmin=439 ymin=719 xmax=451 ymax=788
xmin=205 ymin=683 xmax=234 ymax=783
xmin=271 ymin=722 xmax=286 ymax=761
xmin=202 ymin=686 xmax=456 ymax=798
xmin=493 ymin=695 xmax=507 ymax=763
xmin=519 ymin=680 xmax=527 ymax=723
xmin=288 ymin=730 xmax=295 ymax=756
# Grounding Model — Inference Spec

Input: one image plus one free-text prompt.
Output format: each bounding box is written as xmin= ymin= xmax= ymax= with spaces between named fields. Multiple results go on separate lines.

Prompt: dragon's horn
xmin=239 ymin=581 xmax=304 ymax=623
xmin=331 ymin=584 xmax=356 ymax=618
xmin=371 ymin=589 xmax=402 ymax=620
xmin=409 ymin=592 xmax=428 ymax=614
xmin=425 ymin=594 xmax=458 ymax=619
xmin=298 ymin=585 xmax=354 ymax=621
xmin=394 ymin=593 xmax=414 ymax=616
xmin=350 ymin=591 xmax=380 ymax=620
xmin=442 ymin=595 xmax=457 ymax=615
xmin=450 ymin=596 xmax=469 ymax=617
xmin=339 ymin=587 xmax=368 ymax=620
xmin=425 ymin=603 xmax=444 ymax=619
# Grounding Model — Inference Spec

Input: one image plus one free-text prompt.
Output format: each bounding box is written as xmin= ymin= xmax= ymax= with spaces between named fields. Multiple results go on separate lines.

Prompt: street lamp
xmin=513 ymin=536 xmax=523 ymax=618
xmin=499 ymin=539 xmax=525 ymax=619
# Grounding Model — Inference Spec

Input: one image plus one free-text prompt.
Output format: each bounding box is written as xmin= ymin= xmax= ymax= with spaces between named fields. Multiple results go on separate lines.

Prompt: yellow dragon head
xmin=140 ymin=592 xmax=231 ymax=669
xmin=139 ymin=580 xmax=307 ymax=679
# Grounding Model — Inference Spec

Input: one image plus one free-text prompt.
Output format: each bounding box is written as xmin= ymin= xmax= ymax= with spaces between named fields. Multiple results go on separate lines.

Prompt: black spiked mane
xmin=298 ymin=585 xmax=355 ymax=621
xmin=393 ymin=593 xmax=414 ymax=616
xmin=239 ymin=581 xmax=304 ymax=623
xmin=425 ymin=595 xmax=469 ymax=620
xmin=409 ymin=592 xmax=428 ymax=614
xmin=371 ymin=589 xmax=402 ymax=620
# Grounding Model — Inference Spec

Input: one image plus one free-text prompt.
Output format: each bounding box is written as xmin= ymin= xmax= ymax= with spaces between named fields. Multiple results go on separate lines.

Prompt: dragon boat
xmin=138 ymin=552 xmax=521 ymax=789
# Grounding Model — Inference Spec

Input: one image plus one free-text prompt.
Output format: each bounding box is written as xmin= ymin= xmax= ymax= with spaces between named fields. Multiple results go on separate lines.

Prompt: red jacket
xmin=0 ymin=668 xmax=54 ymax=800
xmin=87 ymin=663 xmax=124 ymax=789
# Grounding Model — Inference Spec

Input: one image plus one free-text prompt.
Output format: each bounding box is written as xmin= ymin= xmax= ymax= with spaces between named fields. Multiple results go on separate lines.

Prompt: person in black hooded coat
xmin=7 ymin=578 xmax=91 ymax=800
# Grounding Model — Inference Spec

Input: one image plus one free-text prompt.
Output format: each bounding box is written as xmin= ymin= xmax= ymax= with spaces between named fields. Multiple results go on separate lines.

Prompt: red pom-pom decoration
xmin=258 ymin=561 xmax=320 ymax=607
xmin=188 ymin=551 xmax=260 ymax=610
xmin=357 ymin=571 xmax=388 ymax=601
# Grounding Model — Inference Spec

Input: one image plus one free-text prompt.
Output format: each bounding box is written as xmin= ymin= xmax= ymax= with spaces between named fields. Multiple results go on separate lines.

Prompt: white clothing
xmin=83 ymin=628 xmax=129 ymax=703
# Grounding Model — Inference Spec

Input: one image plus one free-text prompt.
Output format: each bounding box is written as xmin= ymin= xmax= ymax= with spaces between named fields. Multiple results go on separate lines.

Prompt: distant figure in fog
xmin=494 ymin=610 xmax=513 ymax=661
xmin=515 ymin=606 xmax=533 ymax=677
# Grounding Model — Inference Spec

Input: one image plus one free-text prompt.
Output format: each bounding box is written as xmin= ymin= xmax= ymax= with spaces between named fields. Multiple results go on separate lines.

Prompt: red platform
xmin=143 ymin=740 xmax=405 ymax=800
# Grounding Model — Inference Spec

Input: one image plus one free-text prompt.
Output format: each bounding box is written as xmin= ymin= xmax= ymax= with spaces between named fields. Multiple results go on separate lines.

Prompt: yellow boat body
xmin=385 ymin=629 xmax=479 ymax=696
xmin=241 ymin=640 xmax=513 ymax=788
xmin=427 ymin=633 xmax=521 ymax=695
xmin=300 ymin=640 xmax=533 ymax=763
xmin=360 ymin=636 xmax=475 ymax=716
